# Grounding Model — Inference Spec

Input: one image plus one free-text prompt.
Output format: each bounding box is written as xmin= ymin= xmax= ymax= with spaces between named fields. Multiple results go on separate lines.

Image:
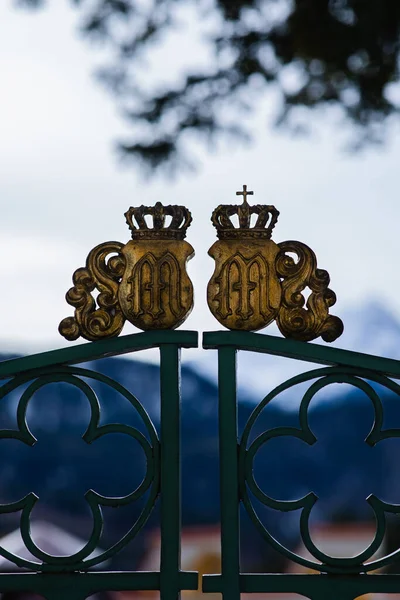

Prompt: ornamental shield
xmin=59 ymin=202 xmax=194 ymax=341
xmin=119 ymin=238 xmax=194 ymax=331
xmin=208 ymin=238 xmax=281 ymax=331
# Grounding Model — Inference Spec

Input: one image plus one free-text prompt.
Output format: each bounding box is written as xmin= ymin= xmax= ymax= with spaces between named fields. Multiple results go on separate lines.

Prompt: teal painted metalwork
xmin=239 ymin=367 xmax=400 ymax=574
xmin=0 ymin=571 xmax=198 ymax=598
xmin=0 ymin=331 xmax=198 ymax=598
xmin=4 ymin=326 xmax=400 ymax=599
xmin=203 ymin=573 xmax=400 ymax=598
xmin=203 ymin=330 xmax=400 ymax=377
xmin=218 ymin=347 xmax=241 ymax=600
xmin=0 ymin=366 xmax=160 ymax=571
xmin=0 ymin=330 xmax=198 ymax=380
xmin=159 ymin=344 xmax=184 ymax=600
xmin=203 ymin=331 xmax=400 ymax=598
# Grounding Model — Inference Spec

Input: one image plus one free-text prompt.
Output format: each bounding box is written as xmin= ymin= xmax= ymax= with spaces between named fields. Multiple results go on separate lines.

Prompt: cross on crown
xmin=236 ymin=184 xmax=254 ymax=204
xmin=211 ymin=185 xmax=280 ymax=240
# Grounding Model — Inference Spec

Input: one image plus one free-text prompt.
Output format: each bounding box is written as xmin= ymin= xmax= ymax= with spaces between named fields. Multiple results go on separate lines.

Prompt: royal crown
xmin=211 ymin=185 xmax=280 ymax=240
xmin=125 ymin=202 xmax=192 ymax=240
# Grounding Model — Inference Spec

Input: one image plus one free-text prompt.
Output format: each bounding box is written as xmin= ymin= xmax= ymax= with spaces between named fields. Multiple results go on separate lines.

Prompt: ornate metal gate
xmin=1 ymin=187 xmax=399 ymax=598
xmin=0 ymin=329 xmax=400 ymax=598
xmin=0 ymin=331 xmax=199 ymax=599
xmin=203 ymin=330 xmax=400 ymax=599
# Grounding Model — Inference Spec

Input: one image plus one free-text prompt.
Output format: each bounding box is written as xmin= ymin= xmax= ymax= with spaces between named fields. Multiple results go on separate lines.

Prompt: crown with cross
xmin=125 ymin=202 xmax=192 ymax=240
xmin=211 ymin=185 xmax=280 ymax=240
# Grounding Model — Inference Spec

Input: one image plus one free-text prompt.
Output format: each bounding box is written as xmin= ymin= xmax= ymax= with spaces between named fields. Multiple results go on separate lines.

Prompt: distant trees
xmin=17 ymin=0 xmax=400 ymax=172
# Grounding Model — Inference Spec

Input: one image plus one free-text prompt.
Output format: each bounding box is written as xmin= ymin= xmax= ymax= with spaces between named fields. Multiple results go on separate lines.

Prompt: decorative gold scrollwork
xmin=276 ymin=241 xmax=344 ymax=342
xmin=207 ymin=185 xmax=343 ymax=342
xmin=59 ymin=203 xmax=194 ymax=340
xmin=59 ymin=242 xmax=125 ymax=341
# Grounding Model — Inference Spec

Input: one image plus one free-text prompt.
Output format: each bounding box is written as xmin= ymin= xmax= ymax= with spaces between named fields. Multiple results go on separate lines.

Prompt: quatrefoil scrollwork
xmin=238 ymin=366 xmax=400 ymax=574
xmin=0 ymin=367 xmax=160 ymax=572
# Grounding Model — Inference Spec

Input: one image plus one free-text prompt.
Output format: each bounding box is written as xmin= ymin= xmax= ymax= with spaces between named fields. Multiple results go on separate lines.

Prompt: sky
xmin=1 ymin=1 xmax=400 ymax=362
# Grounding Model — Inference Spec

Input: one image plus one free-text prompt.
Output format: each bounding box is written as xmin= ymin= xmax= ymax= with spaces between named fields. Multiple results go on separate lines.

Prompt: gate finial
xmin=59 ymin=204 xmax=194 ymax=341
xmin=212 ymin=184 xmax=279 ymax=240
xmin=207 ymin=186 xmax=343 ymax=342
xmin=236 ymin=184 xmax=253 ymax=204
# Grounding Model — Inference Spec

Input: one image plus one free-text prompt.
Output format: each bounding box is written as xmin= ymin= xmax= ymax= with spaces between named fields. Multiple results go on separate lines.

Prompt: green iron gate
xmin=203 ymin=330 xmax=400 ymax=600
xmin=1 ymin=328 xmax=400 ymax=598
xmin=0 ymin=331 xmax=199 ymax=599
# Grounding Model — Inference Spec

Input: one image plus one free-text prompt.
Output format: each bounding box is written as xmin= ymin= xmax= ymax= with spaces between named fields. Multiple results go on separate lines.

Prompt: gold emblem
xmin=207 ymin=186 xmax=343 ymax=342
xmin=59 ymin=203 xmax=194 ymax=341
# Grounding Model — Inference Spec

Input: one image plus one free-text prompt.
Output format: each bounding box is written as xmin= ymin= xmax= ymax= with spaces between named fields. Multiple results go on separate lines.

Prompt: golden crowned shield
xmin=207 ymin=186 xmax=343 ymax=342
xmin=59 ymin=203 xmax=194 ymax=341
xmin=208 ymin=238 xmax=281 ymax=331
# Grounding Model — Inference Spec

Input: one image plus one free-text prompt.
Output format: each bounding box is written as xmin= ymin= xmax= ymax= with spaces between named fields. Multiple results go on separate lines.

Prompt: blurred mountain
xmin=334 ymin=300 xmax=400 ymax=359
xmin=0 ymin=300 xmax=399 ymax=567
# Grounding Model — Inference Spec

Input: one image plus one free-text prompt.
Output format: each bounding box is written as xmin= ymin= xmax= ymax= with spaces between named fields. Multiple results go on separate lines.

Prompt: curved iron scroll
xmin=239 ymin=366 xmax=400 ymax=574
xmin=0 ymin=366 xmax=160 ymax=572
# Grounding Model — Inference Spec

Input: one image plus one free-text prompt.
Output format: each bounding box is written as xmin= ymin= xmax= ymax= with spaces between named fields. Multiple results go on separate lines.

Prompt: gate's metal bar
xmin=0 ymin=331 xmax=199 ymax=598
xmin=0 ymin=330 xmax=198 ymax=380
xmin=203 ymin=573 xmax=400 ymax=597
xmin=216 ymin=346 xmax=240 ymax=600
xmin=159 ymin=344 xmax=189 ymax=600
xmin=0 ymin=571 xmax=197 ymax=596
xmin=204 ymin=330 xmax=400 ymax=378
xmin=203 ymin=330 xmax=400 ymax=597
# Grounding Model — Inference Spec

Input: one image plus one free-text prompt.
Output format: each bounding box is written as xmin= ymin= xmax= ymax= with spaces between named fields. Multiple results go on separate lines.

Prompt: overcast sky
xmin=1 ymin=1 xmax=400 ymax=360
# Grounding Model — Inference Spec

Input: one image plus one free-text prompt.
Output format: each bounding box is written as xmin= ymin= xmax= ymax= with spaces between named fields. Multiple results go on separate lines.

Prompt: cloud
xmin=0 ymin=233 xmax=85 ymax=352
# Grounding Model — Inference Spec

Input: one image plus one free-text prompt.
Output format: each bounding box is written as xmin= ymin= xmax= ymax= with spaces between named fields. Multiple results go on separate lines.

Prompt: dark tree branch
xmin=14 ymin=0 xmax=400 ymax=173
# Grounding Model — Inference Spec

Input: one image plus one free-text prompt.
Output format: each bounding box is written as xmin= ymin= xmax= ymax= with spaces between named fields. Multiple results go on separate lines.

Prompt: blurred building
xmin=117 ymin=526 xmax=221 ymax=600
xmin=285 ymin=522 xmax=390 ymax=600
xmin=116 ymin=521 xmax=397 ymax=600
xmin=0 ymin=521 xmax=394 ymax=599
xmin=287 ymin=521 xmax=384 ymax=574
xmin=0 ymin=521 xmax=113 ymax=600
